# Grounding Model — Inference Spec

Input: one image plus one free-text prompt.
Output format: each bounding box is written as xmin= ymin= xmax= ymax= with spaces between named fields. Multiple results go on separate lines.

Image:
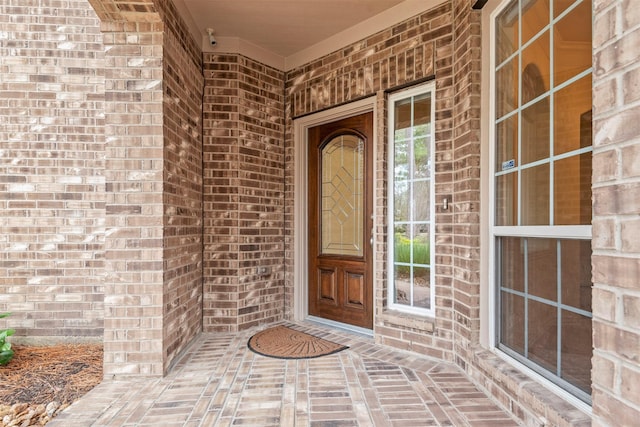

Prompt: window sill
xmin=378 ymin=309 xmax=436 ymax=333
xmin=468 ymin=346 xmax=592 ymax=427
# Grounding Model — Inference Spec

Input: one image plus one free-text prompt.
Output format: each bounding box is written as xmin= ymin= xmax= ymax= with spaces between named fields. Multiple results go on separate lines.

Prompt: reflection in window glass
xmin=528 ymin=239 xmax=557 ymax=301
xmin=496 ymin=58 xmax=519 ymax=118
xmin=496 ymin=0 xmax=519 ymax=64
xmin=389 ymin=84 xmax=434 ymax=314
xmin=554 ymin=0 xmax=592 ymax=86
xmin=561 ymin=239 xmax=592 ymax=312
xmin=528 ymin=299 xmax=557 ymax=372
xmin=521 ymin=32 xmax=550 ymax=105
xmin=554 ymin=0 xmax=577 ymax=17
xmin=499 ymin=237 xmax=525 ymax=292
xmin=554 ymin=75 xmax=592 ymax=156
xmin=521 ymin=96 xmax=550 ymax=165
xmin=522 ymin=0 xmax=550 ymax=44
xmin=521 ymin=163 xmax=550 ymax=225
xmin=497 ymin=237 xmax=593 ymax=401
xmin=493 ymin=0 xmax=592 ymax=403
xmin=561 ymin=310 xmax=592 ymax=394
xmin=554 ymin=153 xmax=592 ymax=225
xmin=495 ymin=172 xmax=517 ymax=226
xmin=496 ymin=115 xmax=518 ymax=172
xmin=501 ymin=291 xmax=525 ymax=355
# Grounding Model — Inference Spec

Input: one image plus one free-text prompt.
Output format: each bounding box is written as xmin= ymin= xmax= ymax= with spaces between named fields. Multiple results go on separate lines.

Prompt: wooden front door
xmin=308 ymin=112 xmax=373 ymax=329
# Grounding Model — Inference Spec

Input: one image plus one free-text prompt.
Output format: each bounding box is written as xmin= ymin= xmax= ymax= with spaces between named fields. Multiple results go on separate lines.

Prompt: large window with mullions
xmin=492 ymin=0 xmax=592 ymax=403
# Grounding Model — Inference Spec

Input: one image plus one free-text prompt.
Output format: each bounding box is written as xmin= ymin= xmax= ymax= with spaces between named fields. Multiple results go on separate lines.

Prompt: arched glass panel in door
xmin=320 ymin=134 xmax=364 ymax=257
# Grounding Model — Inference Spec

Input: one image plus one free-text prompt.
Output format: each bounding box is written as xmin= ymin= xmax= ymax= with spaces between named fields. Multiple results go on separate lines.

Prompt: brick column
xmin=592 ymin=0 xmax=640 ymax=424
xmin=451 ymin=0 xmax=482 ymax=365
xmin=102 ymin=21 xmax=166 ymax=377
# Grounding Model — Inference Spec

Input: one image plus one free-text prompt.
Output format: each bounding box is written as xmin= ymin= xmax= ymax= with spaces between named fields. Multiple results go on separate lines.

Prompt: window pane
xmin=413 ymin=266 xmax=430 ymax=309
xmin=561 ymin=310 xmax=592 ymax=394
xmin=394 ymin=228 xmax=410 ymax=305
xmin=496 ymin=172 xmax=518 ymax=226
xmin=528 ymin=299 xmax=557 ymax=373
xmin=554 ymin=153 xmax=592 ymax=225
xmin=394 ymin=136 xmax=409 ymax=180
xmin=522 ymin=0 xmax=550 ymax=45
xmin=521 ymin=163 xmax=550 ymax=225
xmin=554 ymin=0 xmax=578 ymax=17
xmin=561 ymin=239 xmax=592 ymax=311
xmin=413 ymin=93 xmax=431 ymax=126
xmin=394 ymin=181 xmax=409 ymax=222
xmin=528 ymin=238 xmax=557 ymax=301
xmin=499 ymin=237 xmax=525 ymax=292
xmin=554 ymin=0 xmax=591 ymax=86
xmin=414 ymin=136 xmax=430 ymax=179
xmin=412 ymin=227 xmax=430 ymax=266
xmin=521 ymin=31 xmax=550 ymax=105
xmin=501 ymin=291 xmax=525 ymax=356
xmin=413 ymin=180 xmax=430 ymax=221
xmin=521 ymin=96 xmax=550 ymax=165
xmin=496 ymin=58 xmax=519 ymax=118
xmin=394 ymin=268 xmax=410 ymax=304
xmin=496 ymin=116 xmax=518 ymax=172
xmin=395 ymin=99 xmax=412 ymax=129
xmin=496 ymin=0 xmax=519 ymax=64
xmin=554 ymin=75 xmax=592 ymax=156
xmin=394 ymin=226 xmax=410 ymax=264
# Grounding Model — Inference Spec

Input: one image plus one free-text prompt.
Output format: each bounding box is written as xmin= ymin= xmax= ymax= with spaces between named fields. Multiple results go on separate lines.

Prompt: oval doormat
xmin=247 ymin=325 xmax=348 ymax=359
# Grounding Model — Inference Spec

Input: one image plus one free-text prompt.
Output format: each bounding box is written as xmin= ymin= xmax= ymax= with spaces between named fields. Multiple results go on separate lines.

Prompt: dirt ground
xmin=0 ymin=344 xmax=103 ymax=426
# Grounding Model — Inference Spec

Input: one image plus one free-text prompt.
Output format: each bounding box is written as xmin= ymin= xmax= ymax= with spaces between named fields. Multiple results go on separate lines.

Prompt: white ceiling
xmin=173 ymin=0 xmax=444 ymax=70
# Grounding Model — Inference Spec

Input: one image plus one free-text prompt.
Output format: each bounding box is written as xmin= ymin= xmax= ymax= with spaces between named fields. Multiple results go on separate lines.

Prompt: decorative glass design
xmin=320 ymin=135 xmax=364 ymax=257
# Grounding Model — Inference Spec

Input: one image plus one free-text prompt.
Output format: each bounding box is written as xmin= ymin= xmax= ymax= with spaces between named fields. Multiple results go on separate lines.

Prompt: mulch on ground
xmin=0 ymin=344 xmax=103 ymax=406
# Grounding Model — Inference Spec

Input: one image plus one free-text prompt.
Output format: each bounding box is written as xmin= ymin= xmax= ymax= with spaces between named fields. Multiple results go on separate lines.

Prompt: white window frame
xmin=488 ymin=0 xmax=593 ymax=410
xmin=387 ymin=82 xmax=436 ymax=317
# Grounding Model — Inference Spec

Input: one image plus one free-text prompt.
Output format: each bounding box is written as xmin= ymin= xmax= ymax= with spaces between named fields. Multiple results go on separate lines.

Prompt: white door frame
xmin=293 ymin=97 xmax=377 ymax=329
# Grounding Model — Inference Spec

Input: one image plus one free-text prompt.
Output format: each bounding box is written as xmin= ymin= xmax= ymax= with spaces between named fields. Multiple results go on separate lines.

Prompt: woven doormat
xmin=247 ymin=325 xmax=348 ymax=359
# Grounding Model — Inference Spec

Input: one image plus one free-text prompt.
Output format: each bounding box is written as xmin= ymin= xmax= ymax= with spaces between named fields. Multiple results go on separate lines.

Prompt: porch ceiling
xmin=173 ymin=0 xmax=441 ymax=70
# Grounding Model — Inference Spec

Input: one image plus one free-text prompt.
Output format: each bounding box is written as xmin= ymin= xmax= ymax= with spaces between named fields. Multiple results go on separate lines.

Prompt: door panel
xmin=319 ymin=268 xmax=337 ymax=304
xmin=308 ymin=112 xmax=373 ymax=329
xmin=345 ymin=271 xmax=365 ymax=307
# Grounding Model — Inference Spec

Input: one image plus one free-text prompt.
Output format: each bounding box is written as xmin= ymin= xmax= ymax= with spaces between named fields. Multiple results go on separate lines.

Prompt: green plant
xmin=0 ymin=312 xmax=15 ymax=366
xmin=394 ymin=233 xmax=430 ymax=275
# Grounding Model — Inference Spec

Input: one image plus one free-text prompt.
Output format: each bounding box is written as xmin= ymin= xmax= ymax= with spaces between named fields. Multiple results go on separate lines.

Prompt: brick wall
xmin=101 ymin=20 xmax=166 ymax=376
xmin=202 ymin=54 xmax=285 ymax=332
xmin=0 ymin=0 xmax=204 ymax=376
xmin=0 ymin=0 xmax=105 ymax=340
xmin=101 ymin=0 xmax=204 ymax=375
xmin=160 ymin=0 xmax=204 ymax=371
xmin=450 ymin=0 xmax=482 ymax=366
xmin=592 ymin=0 xmax=640 ymax=425
xmin=284 ymin=2 xmax=456 ymax=360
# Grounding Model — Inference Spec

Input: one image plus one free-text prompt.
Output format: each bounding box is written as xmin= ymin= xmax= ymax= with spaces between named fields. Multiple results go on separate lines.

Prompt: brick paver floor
xmin=49 ymin=322 xmax=522 ymax=426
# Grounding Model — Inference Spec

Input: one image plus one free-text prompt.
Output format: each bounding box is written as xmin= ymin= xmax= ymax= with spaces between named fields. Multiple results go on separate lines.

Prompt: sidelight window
xmin=388 ymin=83 xmax=435 ymax=315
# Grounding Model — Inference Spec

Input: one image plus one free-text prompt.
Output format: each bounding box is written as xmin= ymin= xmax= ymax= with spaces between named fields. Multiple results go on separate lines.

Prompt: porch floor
xmin=48 ymin=322 xmax=521 ymax=426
